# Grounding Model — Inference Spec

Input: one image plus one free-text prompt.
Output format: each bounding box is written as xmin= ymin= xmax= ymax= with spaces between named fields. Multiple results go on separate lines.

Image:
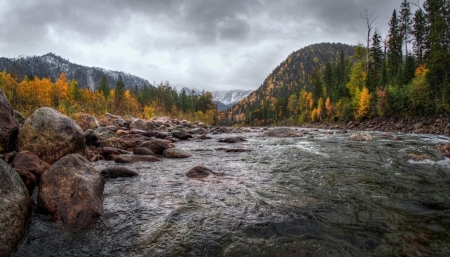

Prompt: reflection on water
xmin=15 ymin=129 xmax=450 ymax=256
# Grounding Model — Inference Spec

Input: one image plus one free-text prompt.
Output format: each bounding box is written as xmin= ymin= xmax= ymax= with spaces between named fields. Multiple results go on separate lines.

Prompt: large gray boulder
xmin=0 ymin=89 xmax=19 ymax=153
xmin=0 ymin=159 xmax=31 ymax=256
xmin=38 ymin=154 xmax=104 ymax=228
xmin=18 ymin=107 xmax=87 ymax=164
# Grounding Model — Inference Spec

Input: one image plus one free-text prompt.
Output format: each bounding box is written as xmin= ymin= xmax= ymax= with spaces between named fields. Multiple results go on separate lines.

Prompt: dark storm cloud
xmin=0 ymin=0 xmax=412 ymax=91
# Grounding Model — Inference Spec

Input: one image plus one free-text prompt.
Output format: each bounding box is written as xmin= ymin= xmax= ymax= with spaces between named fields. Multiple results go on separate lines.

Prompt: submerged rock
xmin=38 ymin=154 xmax=104 ymax=228
xmin=114 ymin=154 xmax=160 ymax=163
xmin=163 ymin=148 xmax=193 ymax=158
xmin=186 ymin=166 xmax=223 ymax=179
xmin=348 ymin=132 xmax=373 ymax=141
xmin=218 ymin=136 xmax=247 ymax=143
xmin=262 ymin=128 xmax=302 ymax=137
xmin=0 ymin=159 xmax=31 ymax=257
xmin=18 ymin=107 xmax=87 ymax=164
xmin=101 ymin=166 xmax=139 ymax=178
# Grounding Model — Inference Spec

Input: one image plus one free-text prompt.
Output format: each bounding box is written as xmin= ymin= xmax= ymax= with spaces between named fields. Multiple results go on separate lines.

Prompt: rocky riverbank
xmin=1 ymin=85 xmax=450 ymax=256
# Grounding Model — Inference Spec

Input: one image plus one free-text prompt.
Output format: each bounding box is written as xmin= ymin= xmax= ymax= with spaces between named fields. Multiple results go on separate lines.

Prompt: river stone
xmin=163 ymin=148 xmax=193 ymax=158
xmin=13 ymin=110 xmax=25 ymax=125
xmin=226 ymin=148 xmax=252 ymax=152
xmin=130 ymin=129 xmax=155 ymax=137
xmin=129 ymin=118 xmax=148 ymax=131
xmin=120 ymin=134 xmax=150 ymax=149
xmin=171 ymin=130 xmax=192 ymax=140
xmin=186 ymin=166 xmax=213 ymax=179
xmin=95 ymin=126 xmax=119 ymax=141
xmin=17 ymin=107 xmax=88 ymax=164
xmin=348 ymin=132 xmax=373 ymax=141
xmin=100 ymin=137 xmax=126 ymax=150
xmin=262 ymin=128 xmax=302 ymax=137
xmin=101 ymin=166 xmax=139 ymax=178
xmin=84 ymin=129 xmax=101 ymax=146
xmin=138 ymin=139 xmax=174 ymax=155
xmin=190 ymin=128 xmax=207 ymax=135
xmin=0 ymin=89 xmax=20 ymax=153
xmin=218 ymin=136 xmax=247 ymax=143
xmin=133 ymin=147 xmax=156 ymax=156
xmin=101 ymin=113 xmax=128 ymax=127
xmin=0 ymin=158 xmax=31 ymax=257
xmin=38 ymin=154 xmax=104 ymax=228
xmin=100 ymin=147 xmax=129 ymax=160
xmin=114 ymin=154 xmax=160 ymax=163
xmin=11 ymin=150 xmax=50 ymax=183
xmin=74 ymin=113 xmax=100 ymax=131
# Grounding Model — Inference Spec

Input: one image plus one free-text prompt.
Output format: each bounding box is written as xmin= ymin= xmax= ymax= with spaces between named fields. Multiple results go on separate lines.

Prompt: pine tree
xmin=368 ymin=30 xmax=383 ymax=91
xmin=114 ymin=75 xmax=126 ymax=114
xmin=98 ymin=75 xmax=110 ymax=98
xmin=413 ymin=8 xmax=427 ymax=64
xmin=399 ymin=0 xmax=412 ymax=56
xmin=387 ymin=10 xmax=403 ymax=80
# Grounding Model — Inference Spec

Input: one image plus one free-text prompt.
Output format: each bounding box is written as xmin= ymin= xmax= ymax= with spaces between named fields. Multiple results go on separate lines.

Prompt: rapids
xmin=14 ymin=129 xmax=450 ymax=256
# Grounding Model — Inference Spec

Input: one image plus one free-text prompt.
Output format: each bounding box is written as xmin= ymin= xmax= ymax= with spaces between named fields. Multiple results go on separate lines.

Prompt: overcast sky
xmin=0 ymin=0 xmax=417 ymax=91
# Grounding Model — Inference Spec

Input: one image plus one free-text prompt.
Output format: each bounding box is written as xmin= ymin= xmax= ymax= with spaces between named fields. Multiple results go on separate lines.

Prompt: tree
xmin=368 ymin=30 xmax=384 ymax=91
xmin=98 ymin=75 xmax=110 ymax=99
xmin=413 ymin=8 xmax=427 ymax=64
xmin=399 ymin=0 xmax=413 ymax=56
xmin=114 ymin=75 xmax=126 ymax=114
xmin=387 ymin=10 xmax=403 ymax=80
xmin=361 ymin=9 xmax=378 ymax=71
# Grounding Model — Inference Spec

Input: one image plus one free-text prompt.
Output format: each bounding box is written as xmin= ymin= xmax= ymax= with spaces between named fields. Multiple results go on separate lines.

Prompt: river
xmin=14 ymin=128 xmax=450 ymax=257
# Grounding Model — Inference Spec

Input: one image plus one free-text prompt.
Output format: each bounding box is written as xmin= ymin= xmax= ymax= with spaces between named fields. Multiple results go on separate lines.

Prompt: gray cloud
xmin=0 ymin=0 xmax=414 ymax=91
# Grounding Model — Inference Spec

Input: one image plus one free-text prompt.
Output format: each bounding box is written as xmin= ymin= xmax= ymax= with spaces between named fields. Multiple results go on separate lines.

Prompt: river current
xmin=14 ymin=129 xmax=450 ymax=257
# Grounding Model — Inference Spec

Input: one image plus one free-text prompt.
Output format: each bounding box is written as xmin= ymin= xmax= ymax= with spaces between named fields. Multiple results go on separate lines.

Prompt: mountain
xmin=211 ymin=90 xmax=253 ymax=111
xmin=223 ymin=42 xmax=355 ymax=124
xmin=0 ymin=53 xmax=152 ymax=90
xmin=173 ymin=85 xmax=203 ymax=95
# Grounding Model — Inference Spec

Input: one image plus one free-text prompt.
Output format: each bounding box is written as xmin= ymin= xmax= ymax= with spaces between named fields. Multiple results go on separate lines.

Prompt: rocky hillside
xmin=0 ymin=53 xmax=152 ymax=90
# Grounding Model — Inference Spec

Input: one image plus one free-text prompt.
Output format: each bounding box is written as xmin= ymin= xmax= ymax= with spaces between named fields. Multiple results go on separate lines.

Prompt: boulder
xmin=100 ymin=113 xmax=128 ymax=127
xmin=218 ymin=136 xmax=247 ymax=143
xmin=0 ymin=159 xmax=31 ymax=257
xmin=14 ymin=168 xmax=36 ymax=195
xmin=129 ymin=118 xmax=149 ymax=131
xmin=84 ymin=129 xmax=101 ymax=146
xmin=95 ymin=126 xmax=119 ymax=141
xmin=130 ymin=129 xmax=155 ymax=137
xmin=163 ymin=148 xmax=193 ymax=158
xmin=262 ymin=128 xmax=302 ymax=137
xmin=13 ymin=110 xmax=25 ymax=125
xmin=101 ymin=166 xmax=139 ymax=179
xmin=225 ymin=148 xmax=252 ymax=153
xmin=11 ymin=150 xmax=50 ymax=183
xmin=73 ymin=113 xmax=100 ymax=131
xmin=100 ymin=147 xmax=129 ymax=160
xmin=38 ymin=154 xmax=104 ymax=228
xmin=138 ymin=139 xmax=174 ymax=155
xmin=17 ymin=107 xmax=87 ymax=164
xmin=120 ymin=134 xmax=150 ymax=149
xmin=348 ymin=132 xmax=373 ymax=141
xmin=114 ymin=154 xmax=160 ymax=163
xmin=0 ymin=89 xmax=20 ymax=153
xmin=190 ymin=128 xmax=207 ymax=135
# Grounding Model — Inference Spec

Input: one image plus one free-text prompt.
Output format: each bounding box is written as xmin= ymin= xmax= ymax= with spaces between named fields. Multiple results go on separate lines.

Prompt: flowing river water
xmin=14 ymin=129 xmax=450 ymax=257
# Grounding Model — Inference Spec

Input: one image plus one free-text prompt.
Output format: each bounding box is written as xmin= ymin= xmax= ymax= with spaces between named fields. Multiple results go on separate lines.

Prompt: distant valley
xmin=0 ymin=53 xmax=252 ymax=110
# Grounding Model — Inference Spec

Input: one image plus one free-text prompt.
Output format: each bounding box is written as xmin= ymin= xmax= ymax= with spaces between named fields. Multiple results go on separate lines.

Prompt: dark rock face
xmin=38 ymin=154 xmax=104 ymax=228
xmin=114 ymin=154 xmax=160 ymax=163
xmin=348 ymin=132 xmax=373 ymax=141
xmin=101 ymin=166 xmax=139 ymax=178
xmin=218 ymin=136 xmax=247 ymax=143
xmin=17 ymin=107 xmax=88 ymax=164
xmin=163 ymin=148 xmax=193 ymax=158
xmin=262 ymin=128 xmax=302 ymax=137
xmin=0 ymin=89 xmax=20 ymax=153
xmin=14 ymin=168 xmax=36 ymax=195
xmin=0 ymin=159 xmax=31 ymax=256
xmin=84 ymin=129 xmax=101 ymax=147
xmin=138 ymin=139 xmax=174 ymax=155
xmin=11 ymin=150 xmax=50 ymax=183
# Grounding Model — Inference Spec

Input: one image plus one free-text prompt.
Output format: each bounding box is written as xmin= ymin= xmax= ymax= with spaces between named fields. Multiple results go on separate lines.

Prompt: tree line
xmin=222 ymin=0 xmax=449 ymax=126
xmin=0 ymin=72 xmax=217 ymax=124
